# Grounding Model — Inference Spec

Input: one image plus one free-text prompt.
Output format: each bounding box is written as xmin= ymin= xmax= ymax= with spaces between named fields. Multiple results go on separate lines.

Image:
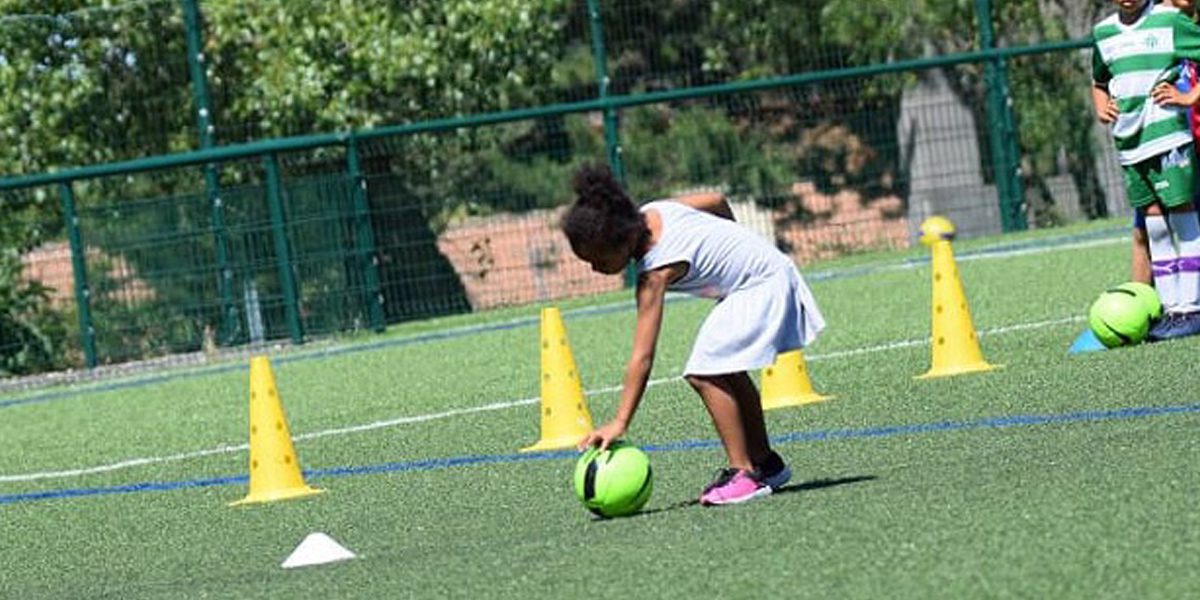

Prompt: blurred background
xmin=0 ymin=0 xmax=1125 ymax=376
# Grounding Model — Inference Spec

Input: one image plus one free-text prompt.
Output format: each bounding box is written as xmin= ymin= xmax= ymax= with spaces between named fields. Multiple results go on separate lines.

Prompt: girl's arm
xmin=577 ymin=263 xmax=682 ymax=450
xmin=675 ymin=190 xmax=735 ymax=221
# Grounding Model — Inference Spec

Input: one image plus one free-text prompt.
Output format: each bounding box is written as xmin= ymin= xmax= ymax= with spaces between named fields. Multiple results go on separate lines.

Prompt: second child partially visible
xmin=1093 ymin=0 xmax=1200 ymax=339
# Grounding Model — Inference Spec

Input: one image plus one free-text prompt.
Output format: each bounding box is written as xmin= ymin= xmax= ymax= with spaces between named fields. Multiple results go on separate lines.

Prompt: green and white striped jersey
xmin=1093 ymin=3 xmax=1200 ymax=165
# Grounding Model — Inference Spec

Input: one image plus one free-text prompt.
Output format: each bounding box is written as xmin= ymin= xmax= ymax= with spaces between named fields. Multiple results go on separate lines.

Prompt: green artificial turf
xmin=3 ymin=220 xmax=1199 ymax=599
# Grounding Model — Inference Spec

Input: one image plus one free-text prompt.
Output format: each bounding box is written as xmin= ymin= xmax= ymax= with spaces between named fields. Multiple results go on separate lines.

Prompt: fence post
xmin=586 ymin=0 xmax=637 ymax=285
xmin=263 ymin=154 xmax=304 ymax=345
xmin=59 ymin=182 xmax=97 ymax=368
xmin=345 ymin=134 xmax=385 ymax=333
xmin=585 ymin=0 xmax=625 ymax=183
xmin=975 ymin=0 xmax=1026 ymax=232
xmin=182 ymin=0 xmax=239 ymax=342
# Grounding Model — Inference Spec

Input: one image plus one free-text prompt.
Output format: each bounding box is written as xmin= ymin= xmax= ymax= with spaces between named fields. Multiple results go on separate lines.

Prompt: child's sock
xmin=1168 ymin=209 xmax=1200 ymax=312
xmin=1146 ymin=215 xmax=1182 ymax=310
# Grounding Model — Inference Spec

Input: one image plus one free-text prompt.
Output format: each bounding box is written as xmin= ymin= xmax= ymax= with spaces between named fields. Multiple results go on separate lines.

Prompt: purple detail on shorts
xmin=1179 ymin=256 xmax=1200 ymax=273
xmin=1153 ymin=258 xmax=1179 ymax=277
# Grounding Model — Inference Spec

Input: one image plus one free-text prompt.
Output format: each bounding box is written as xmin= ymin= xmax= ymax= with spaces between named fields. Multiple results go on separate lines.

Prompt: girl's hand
xmin=1151 ymin=82 xmax=1187 ymax=107
xmin=577 ymin=419 xmax=628 ymax=451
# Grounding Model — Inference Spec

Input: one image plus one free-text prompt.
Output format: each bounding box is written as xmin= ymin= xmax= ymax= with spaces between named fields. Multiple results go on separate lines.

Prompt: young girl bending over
xmin=563 ymin=164 xmax=825 ymax=506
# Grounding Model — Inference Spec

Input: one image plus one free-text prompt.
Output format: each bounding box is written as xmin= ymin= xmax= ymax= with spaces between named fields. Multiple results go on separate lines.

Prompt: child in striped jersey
xmin=1129 ymin=0 xmax=1200 ymax=339
xmin=1093 ymin=0 xmax=1200 ymax=339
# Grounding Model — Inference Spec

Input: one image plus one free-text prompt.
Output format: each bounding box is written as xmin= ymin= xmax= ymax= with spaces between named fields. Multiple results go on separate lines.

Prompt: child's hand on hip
xmin=1097 ymin=97 xmax=1120 ymax=123
xmin=1151 ymin=82 xmax=1183 ymax=107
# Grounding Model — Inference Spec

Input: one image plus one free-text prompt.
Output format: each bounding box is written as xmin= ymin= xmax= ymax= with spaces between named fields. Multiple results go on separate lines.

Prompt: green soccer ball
xmin=573 ymin=441 xmax=653 ymax=518
xmin=1088 ymin=287 xmax=1152 ymax=348
xmin=1111 ymin=281 xmax=1162 ymax=322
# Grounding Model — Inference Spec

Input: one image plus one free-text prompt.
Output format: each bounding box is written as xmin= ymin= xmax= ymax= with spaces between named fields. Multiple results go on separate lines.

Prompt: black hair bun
xmin=572 ymin=163 xmax=622 ymax=210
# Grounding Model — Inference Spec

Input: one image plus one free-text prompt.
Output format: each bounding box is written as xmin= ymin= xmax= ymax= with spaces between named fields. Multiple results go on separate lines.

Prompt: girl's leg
xmin=727 ymin=371 xmax=771 ymax=466
xmin=1166 ymin=202 xmax=1200 ymax=312
xmin=1132 ymin=223 xmax=1152 ymax=285
xmin=685 ymin=373 xmax=754 ymax=471
xmin=1144 ymin=202 xmax=1182 ymax=310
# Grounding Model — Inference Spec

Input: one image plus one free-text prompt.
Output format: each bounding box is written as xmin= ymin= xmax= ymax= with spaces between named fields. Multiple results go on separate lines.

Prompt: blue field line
xmin=0 ymin=474 xmax=247 ymax=505
xmin=0 ymin=226 xmax=1126 ymax=411
xmin=2 ymin=399 xmax=1195 ymax=507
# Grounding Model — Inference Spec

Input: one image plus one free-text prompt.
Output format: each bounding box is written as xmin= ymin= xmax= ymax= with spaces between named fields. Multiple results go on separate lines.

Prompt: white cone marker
xmin=281 ymin=532 xmax=356 ymax=569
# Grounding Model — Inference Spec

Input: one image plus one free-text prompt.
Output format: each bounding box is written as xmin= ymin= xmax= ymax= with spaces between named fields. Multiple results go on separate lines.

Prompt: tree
xmin=0 ymin=190 xmax=67 ymax=375
xmin=0 ymin=0 xmax=194 ymax=178
xmin=196 ymin=0 xmax=577 ymax=323
xmin=200 ymin=0 xmax=571 ymax=140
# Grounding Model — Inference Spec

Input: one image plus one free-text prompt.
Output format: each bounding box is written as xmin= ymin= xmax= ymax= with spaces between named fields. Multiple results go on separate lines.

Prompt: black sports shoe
xmin=754 ymin=450 xmax=791 ymax=490
xmin=1148 ymin=311 xmax=1200 ymax=342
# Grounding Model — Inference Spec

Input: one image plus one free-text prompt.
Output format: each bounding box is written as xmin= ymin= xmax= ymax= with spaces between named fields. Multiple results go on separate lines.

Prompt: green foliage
xmin=1 ymin=189 xmax=70 ymax=375
xmin=622 ymin=105 xmax=794 ymax=203
xmin=0 ymin=0 xmax=194 ymax=175
xmin=85 ymin=289 xmax=204 ymax=364
xmin=452 ymin=106 xmax=797 ymax=221
xmin=202 ymin=0 xmax=571 ymax=139
xmin=76 ymin=187 xmax=215 ymax=348
xmin=703 ymin=1 xmax=847 ymax=77
xmin=0 ymin=251 xmax=69 ymax=376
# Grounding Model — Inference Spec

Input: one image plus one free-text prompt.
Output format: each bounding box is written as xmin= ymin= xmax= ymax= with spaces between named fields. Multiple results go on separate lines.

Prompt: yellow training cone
xmin=761 ymin=350 xmax=831 ymax=410
xmin=521 ymin=307 xmax=593 ymax=452
xmin=230 ymin=356 xmax=324 ymax=506
xmin=916 ymin=217 xmax=1000 ymax=379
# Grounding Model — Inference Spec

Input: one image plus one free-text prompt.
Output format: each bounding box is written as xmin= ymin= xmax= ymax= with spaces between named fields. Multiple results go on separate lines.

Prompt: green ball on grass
xmin=1088 ymin=286 xmax=1153 ymax=348
xmin=1111 ymin=281 xmax=1162 ymax=322
xmin=573 ymin=441 xmax=653 ymax=518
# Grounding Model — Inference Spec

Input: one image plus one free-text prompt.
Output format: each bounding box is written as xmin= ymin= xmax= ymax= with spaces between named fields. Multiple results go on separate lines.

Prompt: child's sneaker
xmin=1148 ymin=311 xmax=1200 ymax=341
xmin=755 ymin=450 xmax=791 ymax=490
xmin=699 ymin=468 xmax=771 ymax=506
xmin=1147 ymin=312 xmax=1182 ymax=342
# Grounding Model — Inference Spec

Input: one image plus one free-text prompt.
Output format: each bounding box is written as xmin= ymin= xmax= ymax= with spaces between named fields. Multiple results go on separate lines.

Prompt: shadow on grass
xmin=594 ymin=474 xmax=878 ymax=521
xmin=774 ymin=474 xmax=878 ymax=496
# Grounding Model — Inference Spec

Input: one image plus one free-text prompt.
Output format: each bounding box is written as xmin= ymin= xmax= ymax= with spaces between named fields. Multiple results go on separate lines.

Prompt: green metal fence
xmin=1 ymin=0 xmax=1125 ymax=376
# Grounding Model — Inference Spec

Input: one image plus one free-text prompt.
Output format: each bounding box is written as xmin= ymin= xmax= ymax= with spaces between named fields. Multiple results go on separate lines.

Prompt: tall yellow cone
xmin=521 ymin=307 xmax=593 ymax=452
xmin=916 ymin=217 xmax=1000 ymax=379
xmin=230 ymin=356 xmax=324 ymax=506
xmin=761 ymin=350 xmax=831 ymax=410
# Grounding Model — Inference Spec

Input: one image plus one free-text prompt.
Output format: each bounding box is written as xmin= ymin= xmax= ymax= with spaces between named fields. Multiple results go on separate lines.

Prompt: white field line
xmin=1 ymin=233 xmax=1121 ymax=399
xmin=806 ymin=315 xmax=1085 ymax=362
xmin=959 ymin=237 xmax=1123 ymax=263
xmin=0 ymin=315 xmax=1086 ymax=484
xmin=805 ymin=236 xmax=1123 ymax=280
xmin=0 ymin=444 xmax=251 ymax=482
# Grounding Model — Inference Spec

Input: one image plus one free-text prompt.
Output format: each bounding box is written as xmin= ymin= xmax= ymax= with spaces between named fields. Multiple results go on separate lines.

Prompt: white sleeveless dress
xmin=636 ymin=200 xmax=825 ymax=376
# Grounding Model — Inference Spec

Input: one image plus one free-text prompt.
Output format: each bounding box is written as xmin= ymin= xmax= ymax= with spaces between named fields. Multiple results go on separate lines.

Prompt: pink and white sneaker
xmin=699 ymin=468 xmax=772 ymax=506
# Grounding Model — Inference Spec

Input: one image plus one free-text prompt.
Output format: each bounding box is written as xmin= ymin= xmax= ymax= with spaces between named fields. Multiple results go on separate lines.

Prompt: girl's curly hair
xmin=562 ymin=163 xmax=642 ymax=252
